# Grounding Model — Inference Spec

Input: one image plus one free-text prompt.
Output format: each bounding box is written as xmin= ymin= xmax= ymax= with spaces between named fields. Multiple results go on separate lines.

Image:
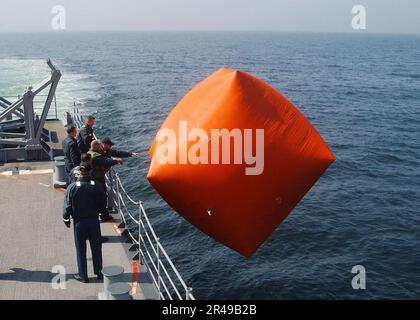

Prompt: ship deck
xmin=0 ymin=120 xmax=158 ymax=300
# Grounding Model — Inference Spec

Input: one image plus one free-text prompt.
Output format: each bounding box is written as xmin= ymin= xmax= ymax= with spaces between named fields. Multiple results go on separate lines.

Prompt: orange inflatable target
xmin=147 ymin=68 xmax=335 ymax=257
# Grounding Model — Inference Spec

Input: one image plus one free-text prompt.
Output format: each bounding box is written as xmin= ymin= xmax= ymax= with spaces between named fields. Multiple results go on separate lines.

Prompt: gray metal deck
xmin=0 ymin=164 xmax=151 ymax=300
xmin=0 ymin=121 xmax=157 ymax=300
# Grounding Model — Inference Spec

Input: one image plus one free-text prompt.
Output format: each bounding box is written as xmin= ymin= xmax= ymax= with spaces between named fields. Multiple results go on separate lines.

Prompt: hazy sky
xmin=0 ymin=0 xmax=419 ymax=34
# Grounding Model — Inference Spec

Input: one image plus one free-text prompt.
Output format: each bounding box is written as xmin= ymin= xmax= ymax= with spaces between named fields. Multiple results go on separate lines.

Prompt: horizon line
xmin=0 ymin=29 xmax=420 ymax=36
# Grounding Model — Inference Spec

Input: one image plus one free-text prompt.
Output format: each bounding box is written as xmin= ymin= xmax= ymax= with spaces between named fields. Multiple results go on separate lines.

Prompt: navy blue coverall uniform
xmin=102 ymin=149 xmax=133 ymax=159
xmin=76 ymin=125 xmax=95 ymax=154
xmin=102 ymin=149 xmax=133 ymax=211
xmin=62 ymin=135 xmax=81 ymax=185
xmin=88 ymin=151 xmax=119 ymax=220
xmin=63 ymin=176 xmax=106 ymax=279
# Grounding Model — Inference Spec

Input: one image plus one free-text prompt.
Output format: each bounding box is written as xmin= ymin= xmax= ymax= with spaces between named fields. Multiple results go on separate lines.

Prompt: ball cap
xmin=102 ymin=137 xmax=114 ymax=146
xmin=79 ymin=162 xmax=91 ymax=174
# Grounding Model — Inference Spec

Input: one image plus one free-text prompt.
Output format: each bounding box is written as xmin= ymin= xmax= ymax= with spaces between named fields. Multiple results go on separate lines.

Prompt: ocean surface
xmin=0 ymin=32 xmax=419 ymax=299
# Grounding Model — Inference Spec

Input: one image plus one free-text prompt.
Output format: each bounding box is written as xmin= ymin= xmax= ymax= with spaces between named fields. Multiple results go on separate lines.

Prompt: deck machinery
xmin=0 ymin=59 xmax=61 ymax=162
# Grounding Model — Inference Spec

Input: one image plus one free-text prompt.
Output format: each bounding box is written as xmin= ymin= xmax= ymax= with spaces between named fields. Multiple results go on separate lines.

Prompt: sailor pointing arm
xmin=101 ymin=137 xmax=141 ymax=158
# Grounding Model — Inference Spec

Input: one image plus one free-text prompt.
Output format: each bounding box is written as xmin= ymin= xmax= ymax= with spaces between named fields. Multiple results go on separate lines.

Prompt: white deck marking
xmin=19 ymin=169 xmax=54 ymax=175
xmin=38 ymin=182 xmax=50 ymax=188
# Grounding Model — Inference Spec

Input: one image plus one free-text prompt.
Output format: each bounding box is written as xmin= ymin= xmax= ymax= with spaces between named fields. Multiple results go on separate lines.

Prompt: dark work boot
xmin=74 ymin=274 xmax=89 ymax=283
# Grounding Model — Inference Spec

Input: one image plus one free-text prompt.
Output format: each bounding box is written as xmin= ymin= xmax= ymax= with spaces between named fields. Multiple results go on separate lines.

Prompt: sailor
xmin=101 ymin=137 xmax=140 ymax=212
xmin=101 ymin=137 xmax=141 ymax=159
xmin=88 ymin=140 xmax=123 ymax=222
xmin=63 ymin=162 xmax=105 ymax=283
xmin=62 ymin=124 xmax=81 ymax=186
xmin=69 ymin=153 xmax=92 ymax=184
xmin=76 ymin=115 xmax=96 ymax=154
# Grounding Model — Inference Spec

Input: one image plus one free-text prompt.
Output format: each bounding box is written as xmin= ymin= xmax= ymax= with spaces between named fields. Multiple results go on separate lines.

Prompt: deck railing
xmin=68 ymin=104 xmax=195 ymax=300
xmin=106 ymin=170 xmax=195 ymax=300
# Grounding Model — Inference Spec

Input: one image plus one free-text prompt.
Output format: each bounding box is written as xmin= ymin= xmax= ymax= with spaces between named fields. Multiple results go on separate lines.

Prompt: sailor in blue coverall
xmin=63 ymin=162 xmax=105 ymax=283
